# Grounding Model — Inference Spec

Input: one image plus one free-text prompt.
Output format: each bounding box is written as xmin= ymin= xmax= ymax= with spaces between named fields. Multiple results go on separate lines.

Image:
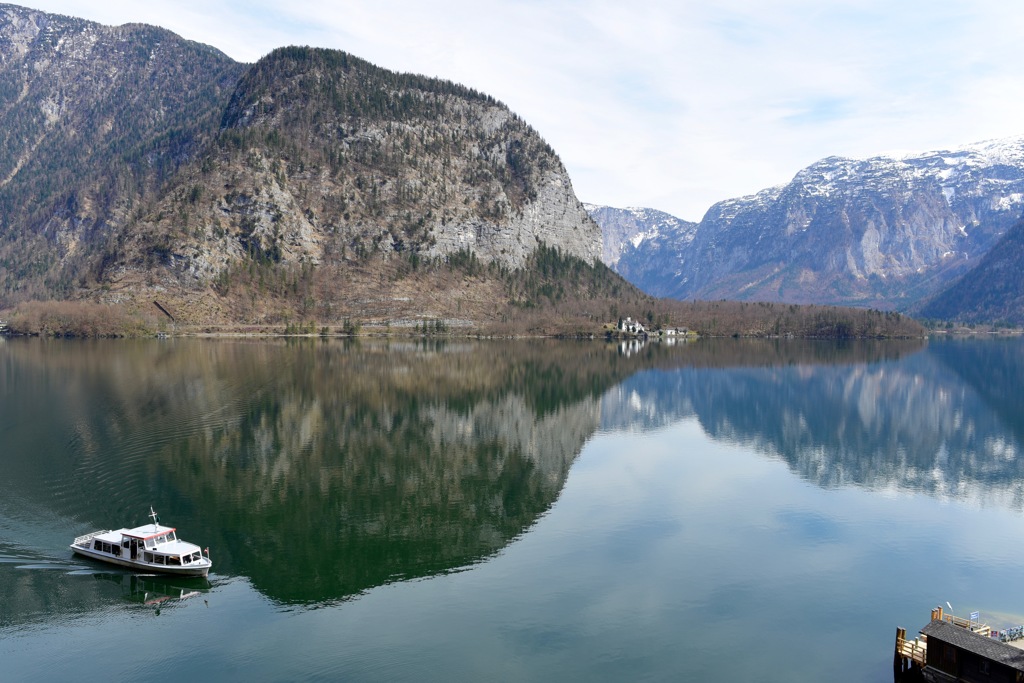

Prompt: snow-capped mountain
xmin=596 ymin=136 xmax=1024 ymax=310
xmin=585 ymin=204 xmax=697 ymax=268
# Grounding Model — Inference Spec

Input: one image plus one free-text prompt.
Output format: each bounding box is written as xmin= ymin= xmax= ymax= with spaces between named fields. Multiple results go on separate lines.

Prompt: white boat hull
xmin=71 ymin=545 xmax=212 ymax=577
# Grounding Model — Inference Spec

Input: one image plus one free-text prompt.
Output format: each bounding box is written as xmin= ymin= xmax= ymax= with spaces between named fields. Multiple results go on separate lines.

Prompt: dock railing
xmin=932 ymin=606 xmax=991 ymax=636
xmin=895 ymin=628 xmax=927 ymax=667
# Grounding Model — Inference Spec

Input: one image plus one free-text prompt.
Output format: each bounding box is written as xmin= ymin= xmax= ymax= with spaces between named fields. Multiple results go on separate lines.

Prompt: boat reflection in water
xmin=90 ymin=571 xmax=211 ymax=613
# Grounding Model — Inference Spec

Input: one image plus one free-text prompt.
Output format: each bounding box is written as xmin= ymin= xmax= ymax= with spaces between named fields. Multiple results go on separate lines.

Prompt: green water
xmin=2 ymin=336 xmax=1024 ymax=681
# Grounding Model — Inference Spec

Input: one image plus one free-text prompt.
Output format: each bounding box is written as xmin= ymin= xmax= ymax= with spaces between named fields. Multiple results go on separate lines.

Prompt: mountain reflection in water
xmin=603 ymin=338 xmax=1024 ymax=507
xmin=7 ymin=336 xmax=1024 ymax=615
xmin=1 ymin=339 xmax=625 ymax=608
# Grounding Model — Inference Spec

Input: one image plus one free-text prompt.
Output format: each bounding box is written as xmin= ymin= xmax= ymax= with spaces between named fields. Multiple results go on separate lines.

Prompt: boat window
xmin=145 ymin=552 xmax=154 ymax=562
xmin=155 ymin=555 xmax=165 ymax=565
xmin=112 ymin=545 xmax=121 ymax=557
xmin=168 ymin=556 xmax=181 ymax=566
xmin=183 ymin=555 xmax=191 ymax=564
xmin=94 ymin=540 xmax=103 ymax=550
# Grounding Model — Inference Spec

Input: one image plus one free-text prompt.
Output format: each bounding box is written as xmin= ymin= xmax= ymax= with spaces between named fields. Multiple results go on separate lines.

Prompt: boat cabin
xmin=87 ymin=524 xmax=205 ymax=568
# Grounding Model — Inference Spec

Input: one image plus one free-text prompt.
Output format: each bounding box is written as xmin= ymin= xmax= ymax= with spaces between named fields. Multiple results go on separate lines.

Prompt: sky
xmin=19 ymin=0 xmax=1024 ymax=221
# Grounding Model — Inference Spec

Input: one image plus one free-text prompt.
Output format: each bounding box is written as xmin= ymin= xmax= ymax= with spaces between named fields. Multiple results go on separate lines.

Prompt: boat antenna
xmin=149 ymin=506 xmax=160 ymax=528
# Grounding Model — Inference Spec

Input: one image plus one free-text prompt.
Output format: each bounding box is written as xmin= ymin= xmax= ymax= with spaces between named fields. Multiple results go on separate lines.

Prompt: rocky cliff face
xmin=0 ymin=8 xmax=603 ymax=321
xmin=598 ymin=138 xmax=1024 ymax=310
xmin=122 ymin=47 xmax=601 ymax=285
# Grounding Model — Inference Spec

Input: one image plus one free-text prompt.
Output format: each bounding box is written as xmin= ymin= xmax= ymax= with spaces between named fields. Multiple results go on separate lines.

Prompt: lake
xmin=2 ymin=336 xmax=1024 ymax=681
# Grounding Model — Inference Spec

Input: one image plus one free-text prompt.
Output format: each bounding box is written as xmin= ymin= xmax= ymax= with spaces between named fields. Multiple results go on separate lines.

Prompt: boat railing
xmin=73 ymin=530 xmax=112 ymax=546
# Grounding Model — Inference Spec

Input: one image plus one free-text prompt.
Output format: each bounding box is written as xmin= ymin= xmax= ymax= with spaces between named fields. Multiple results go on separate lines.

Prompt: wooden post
xmin=895 ymin=627 xmax=905 ymax=674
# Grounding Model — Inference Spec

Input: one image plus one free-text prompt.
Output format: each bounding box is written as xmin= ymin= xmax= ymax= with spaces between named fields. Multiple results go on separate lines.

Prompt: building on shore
xmin=896 ymin=606 xmax=1024 ymax=682
xmin=617 ymin=317 xmax=646 ymax=336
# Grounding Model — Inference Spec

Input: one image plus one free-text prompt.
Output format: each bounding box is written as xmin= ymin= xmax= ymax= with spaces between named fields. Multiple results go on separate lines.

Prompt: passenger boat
xmin=70 ymin=507 xmax=212 ymax=577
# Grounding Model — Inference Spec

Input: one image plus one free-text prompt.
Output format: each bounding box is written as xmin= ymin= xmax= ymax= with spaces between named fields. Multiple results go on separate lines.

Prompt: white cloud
xmin=17 ymin=0 xmax=1024 ymax=220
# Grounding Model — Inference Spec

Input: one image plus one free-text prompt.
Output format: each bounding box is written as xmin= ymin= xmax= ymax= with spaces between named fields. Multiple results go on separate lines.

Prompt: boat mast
xmin=149 ymin=506 xmax=160 ymax=529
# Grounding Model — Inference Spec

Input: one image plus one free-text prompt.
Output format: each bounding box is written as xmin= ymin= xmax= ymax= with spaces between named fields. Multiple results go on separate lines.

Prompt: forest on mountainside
xmin=915 ymin=218 xmax=1024 ymax=326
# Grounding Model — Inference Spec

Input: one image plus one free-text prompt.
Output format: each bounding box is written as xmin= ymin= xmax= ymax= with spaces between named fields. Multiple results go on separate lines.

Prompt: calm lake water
xmin=2 ymin=336 xmax=1024 ymax=681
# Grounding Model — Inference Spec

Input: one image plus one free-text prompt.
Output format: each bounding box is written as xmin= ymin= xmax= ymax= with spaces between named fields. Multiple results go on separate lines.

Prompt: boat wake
xmin=0 ymin=543 xmax=80 ymax=572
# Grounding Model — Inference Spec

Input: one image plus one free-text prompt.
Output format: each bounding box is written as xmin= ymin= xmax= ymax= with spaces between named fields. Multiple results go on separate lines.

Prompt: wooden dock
xmin=895 ymin=626 xmax=927 ymax=671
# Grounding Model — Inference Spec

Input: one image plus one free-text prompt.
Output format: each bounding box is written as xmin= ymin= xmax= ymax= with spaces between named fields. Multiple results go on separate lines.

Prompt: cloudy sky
xmin=21 ymin=0 xmax=1024 ymax=221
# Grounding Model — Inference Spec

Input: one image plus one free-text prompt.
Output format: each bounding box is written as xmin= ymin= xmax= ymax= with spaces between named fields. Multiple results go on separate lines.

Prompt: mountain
xmin=598 ymin=138 xmax=1024 ymax=311
xmin=0 ymin=5 xmax=606 ymax=328
xmin=0 ymin=4 xmax=244 ymax=299
xmin=584 ymin=204 xmax=697 ymax=267
xmin=585 ymin=204 xmax=699 ymax=295
xmin=915 ymin=217 xmax=1024 ymax=325
xmin=116 ymin=46 xmax=600 ymax=276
